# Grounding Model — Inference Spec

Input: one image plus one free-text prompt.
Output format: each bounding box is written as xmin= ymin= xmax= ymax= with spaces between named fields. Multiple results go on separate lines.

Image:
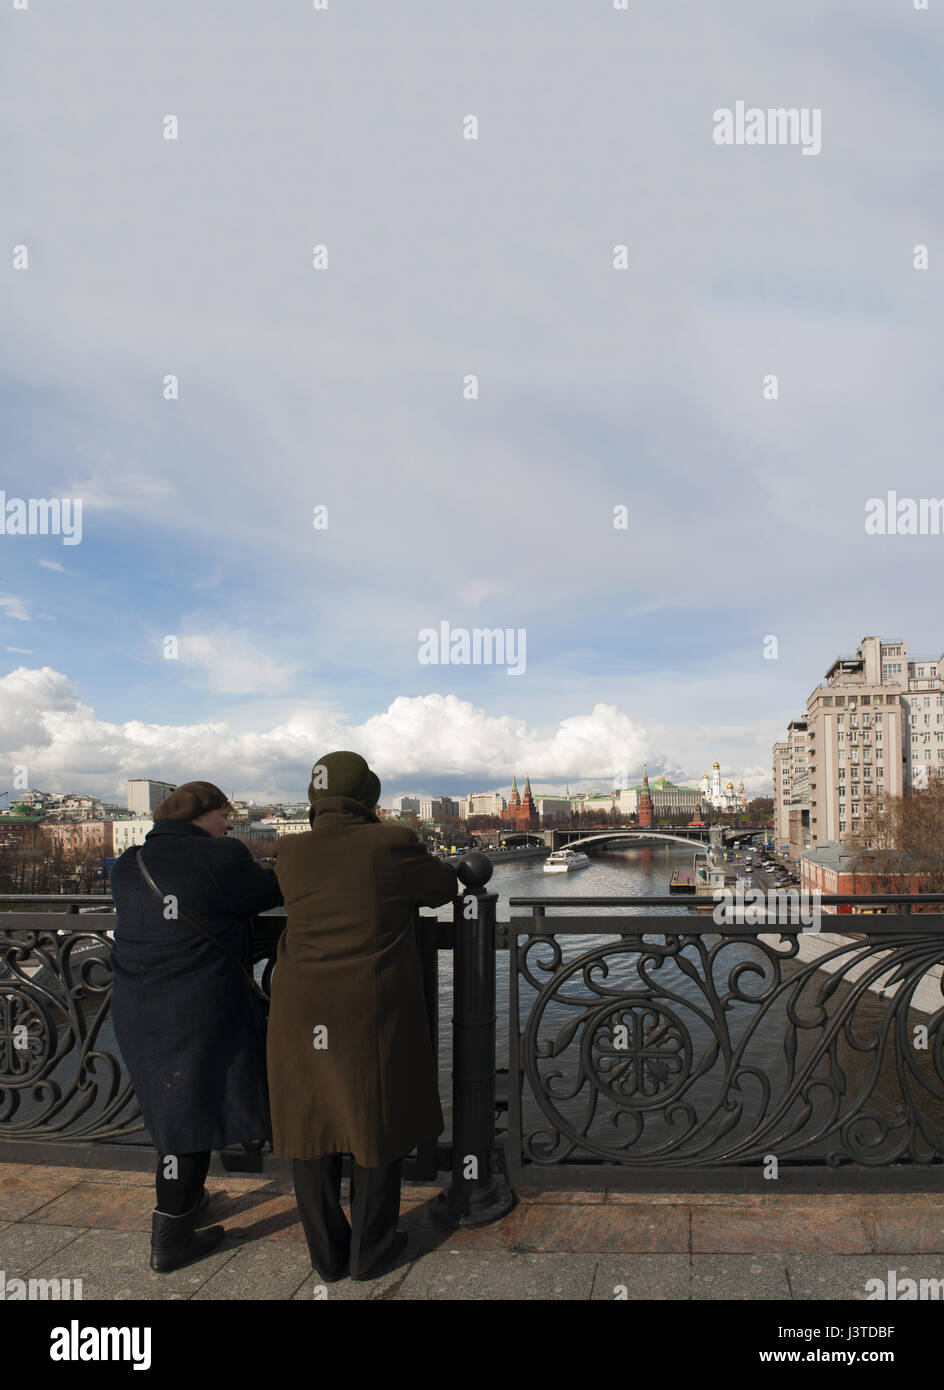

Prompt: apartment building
xmin=772 ymin=741 xmax=791 ymax=847
xmin=804 ymin=636 xmax=944 ymax=846
xmin=111 ymin=819 xmax=154 ymax=855
xmin=40 ymin=820 xmax=114 ymax=857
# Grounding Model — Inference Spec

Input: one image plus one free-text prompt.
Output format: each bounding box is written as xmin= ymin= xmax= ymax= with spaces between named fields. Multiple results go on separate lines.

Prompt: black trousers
xmin=292 ymin=1155 xmax=402 ymax=1278
xmin=155 ymin=1151 xmax=211 ymax=1215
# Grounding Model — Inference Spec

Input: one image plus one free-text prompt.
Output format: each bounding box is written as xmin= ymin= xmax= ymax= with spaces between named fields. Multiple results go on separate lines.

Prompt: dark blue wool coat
xmin=110 ymin=820 xmax=283 ymax=1154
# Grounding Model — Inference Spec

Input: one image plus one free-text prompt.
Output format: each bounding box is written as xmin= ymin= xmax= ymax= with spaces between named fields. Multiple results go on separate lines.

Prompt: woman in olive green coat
xmin=267 ymin=751 xmax=458 ymax=1280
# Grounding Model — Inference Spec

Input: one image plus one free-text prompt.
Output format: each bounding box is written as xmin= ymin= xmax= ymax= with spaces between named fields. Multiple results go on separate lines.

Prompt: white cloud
xmin=0 ymin=667 xmax=702 ymax=800
xmin=0 ymin=595 xmax=31 ymax=622
xmin=176 ymin=632 xmax=297 ymax=695
xmin=38 ymin=560 xmax=67 ymax=573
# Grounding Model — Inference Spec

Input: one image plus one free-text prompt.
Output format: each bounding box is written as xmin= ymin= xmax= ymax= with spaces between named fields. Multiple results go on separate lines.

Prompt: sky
xmin=1 ymin=0 xmax=942 ymax=806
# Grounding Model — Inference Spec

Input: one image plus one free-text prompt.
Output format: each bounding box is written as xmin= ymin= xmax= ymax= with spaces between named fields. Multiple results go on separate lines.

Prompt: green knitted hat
xmin=308 ymin=751 xmax=380 ymax=809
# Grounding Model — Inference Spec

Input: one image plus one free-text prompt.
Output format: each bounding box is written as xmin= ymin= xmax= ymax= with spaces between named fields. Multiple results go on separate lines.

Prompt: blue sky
xmin=1 ymin=0 xmax=942 ymax=804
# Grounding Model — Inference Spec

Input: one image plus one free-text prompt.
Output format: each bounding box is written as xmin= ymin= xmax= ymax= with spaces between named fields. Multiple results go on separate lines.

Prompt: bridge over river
xmin=499 ymin=826 xmax=761 ymax=851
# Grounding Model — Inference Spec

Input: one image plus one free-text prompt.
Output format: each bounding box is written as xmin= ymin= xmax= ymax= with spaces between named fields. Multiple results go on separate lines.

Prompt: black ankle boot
xmin=149 ymin=1203 xmax=225 ymax=1273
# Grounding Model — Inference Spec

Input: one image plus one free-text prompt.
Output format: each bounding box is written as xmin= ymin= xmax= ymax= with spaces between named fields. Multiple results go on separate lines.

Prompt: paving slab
xmin=0 ymin=1164 xmax=33 ymax=1181
xmin=513 ymin=1202 xmax=689 ymax=1253
xmin=857 ymin=1203 xmax=944 ymax=1254
xmin=693 ymin=1204 xmax=872 ymax=1254
xmin=192 ymin=1239 xmax=315 ymax=1300
xmin=24 ymin=1181 xmax=155 ymax=1231
xmin=785 ymin=1254 xmax=944 ymax=1301
xmin=0 ymin=1222 xmax=86 ymax=1273
xmin=23 ymin=1228 xmax=240 ymax=1300
xmin=691 ymin=1254 xmax=792 ymax=1300
xmin=591 ymin=1254 xmax=691 ymax=1300
xmin=605 ymin=1191 xmax=766 ymax=1206
xmin=377 ymin=1251 xmax=599 ymax=1300
xmin=208 ymin=1186 xmax=307 ymax=1244
xmin=0 ymin=1176 xmax=82 ymax=1221
xmin=515 ymin=1189 xmax=606 ymax=1204
xmin=20 ymin=1164 xmax=154 ymax=1188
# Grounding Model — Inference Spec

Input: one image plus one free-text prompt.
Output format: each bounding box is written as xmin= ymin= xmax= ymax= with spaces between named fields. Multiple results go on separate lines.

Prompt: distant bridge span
xmin=497 ymin=826 xmax=761 ymax=851
xmin=562 ymin=831 xmax=711 ymax=854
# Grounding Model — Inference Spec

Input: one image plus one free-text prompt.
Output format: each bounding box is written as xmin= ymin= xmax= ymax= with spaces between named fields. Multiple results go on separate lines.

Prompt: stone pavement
xmin=1 ymin=1159 xmax=943 ymax=1300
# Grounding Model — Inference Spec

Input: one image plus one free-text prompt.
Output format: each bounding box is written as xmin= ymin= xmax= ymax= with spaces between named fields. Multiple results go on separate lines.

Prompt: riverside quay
xmin=2 ymin=849 xmax=944 ymax=1303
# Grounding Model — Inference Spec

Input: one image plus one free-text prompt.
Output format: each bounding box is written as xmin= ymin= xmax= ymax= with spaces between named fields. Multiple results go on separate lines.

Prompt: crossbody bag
xmin=135 ymin=847 xmax=269 ymax=1007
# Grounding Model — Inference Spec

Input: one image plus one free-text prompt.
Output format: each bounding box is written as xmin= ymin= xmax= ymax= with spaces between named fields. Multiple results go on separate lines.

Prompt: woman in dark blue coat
xmin=110 ymin=781 xmax=282 ymax=1272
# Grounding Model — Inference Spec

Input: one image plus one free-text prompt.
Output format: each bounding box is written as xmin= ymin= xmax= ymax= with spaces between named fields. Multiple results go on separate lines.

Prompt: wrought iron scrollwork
xmin=0 ymin=925 xmax=143 ymax=1142
xmin=0 ymin=915 xmax=285 ymax=1147
xmin=513 ymin=929 xmax=944 ymax=1168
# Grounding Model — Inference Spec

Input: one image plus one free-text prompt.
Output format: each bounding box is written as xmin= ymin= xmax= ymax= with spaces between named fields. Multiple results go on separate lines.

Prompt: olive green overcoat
xmin=266 ymin=796 xmax=459 ymax=1165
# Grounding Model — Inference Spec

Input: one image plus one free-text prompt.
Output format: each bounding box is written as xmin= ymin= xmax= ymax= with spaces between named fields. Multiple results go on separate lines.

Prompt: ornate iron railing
xmin=503 ymin=894 xmax=944 ymax=1189
xmin=2 ymin=872 xmax=944 ymax=1212
xmin=0 ymin=897 xmax=446 ymax=1181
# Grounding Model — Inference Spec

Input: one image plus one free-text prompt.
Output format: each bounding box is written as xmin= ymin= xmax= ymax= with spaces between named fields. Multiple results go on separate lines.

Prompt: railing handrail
xmin=6 ymin=891 xmax=944 ymax=911
xmin=509 ymin=893 xmax=944 ymax=906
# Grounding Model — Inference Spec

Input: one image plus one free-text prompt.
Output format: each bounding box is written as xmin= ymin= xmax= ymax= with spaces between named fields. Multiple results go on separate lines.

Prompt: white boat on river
xmin=543 ymin=849 xmax=591 ymax=874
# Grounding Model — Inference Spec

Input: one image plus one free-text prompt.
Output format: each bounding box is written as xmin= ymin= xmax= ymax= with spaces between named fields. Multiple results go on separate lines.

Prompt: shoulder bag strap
xmin=135 ymin=848 xmax=268 ymax=1003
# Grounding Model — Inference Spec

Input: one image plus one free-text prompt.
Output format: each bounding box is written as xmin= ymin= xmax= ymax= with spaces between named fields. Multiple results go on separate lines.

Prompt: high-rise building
xmin=772 ymin=740 xmax=790 ymax=847
xmin=127 ymin=779 xmax=176 ymax=816
xmin=393 ymin=796 xmax=420 ymax=813
xmin=772 ymin=720 xmax=810 ymax=856
xmin=803 ymin=636 xmax=944 ymax=846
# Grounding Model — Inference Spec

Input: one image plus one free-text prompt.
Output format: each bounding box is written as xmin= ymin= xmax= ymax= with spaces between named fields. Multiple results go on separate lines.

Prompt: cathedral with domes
xmin=700 ymin=762 xmax=747 ymax=812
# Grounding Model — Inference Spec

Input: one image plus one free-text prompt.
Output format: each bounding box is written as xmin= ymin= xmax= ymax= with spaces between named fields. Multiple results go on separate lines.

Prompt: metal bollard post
xmin=432 ymin=852 xmax=515 ymax=1227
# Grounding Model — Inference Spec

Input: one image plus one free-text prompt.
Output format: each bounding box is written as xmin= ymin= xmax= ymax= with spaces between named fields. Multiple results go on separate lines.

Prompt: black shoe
xmin=312 ymin=1257 xmax=350 ymax=1284
xmin=149 ymin=1203 xmax=226 ymax=1273
xmin=350 ymin=1231 xmax=408 ymax=1282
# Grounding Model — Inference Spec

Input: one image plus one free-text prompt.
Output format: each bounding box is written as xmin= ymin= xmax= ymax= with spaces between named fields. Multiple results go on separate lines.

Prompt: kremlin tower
xmin=637 ymin=765 xmax=654 ymax=829
xmin=506 ymin=775 xmax=539 ymax=831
